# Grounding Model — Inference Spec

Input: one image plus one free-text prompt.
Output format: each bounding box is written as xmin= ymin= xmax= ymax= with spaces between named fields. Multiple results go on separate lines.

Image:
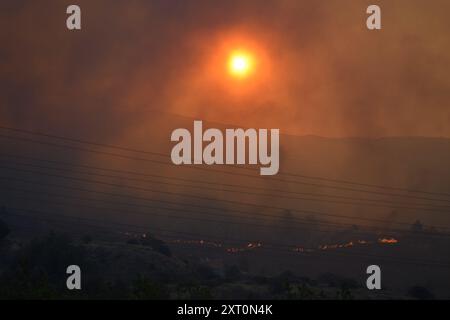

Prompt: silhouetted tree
xmin=408 ymin=286 xmax=435 ymax=300
xmin=140 ymin=234 xmax=171 ymax=257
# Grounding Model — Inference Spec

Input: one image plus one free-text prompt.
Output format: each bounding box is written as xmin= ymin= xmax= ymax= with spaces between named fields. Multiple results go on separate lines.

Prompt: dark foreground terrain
xmin=0 ymin=217 xmax=447 ymax=300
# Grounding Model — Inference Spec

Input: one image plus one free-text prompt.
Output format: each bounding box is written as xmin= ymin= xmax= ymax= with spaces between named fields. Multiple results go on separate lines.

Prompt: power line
xmin=1 ymin=174 xmax=376 ymax=225
xmin=0 ymin=166 xmax=438 ymax=228
xmin=2 ymin=124 xmax=450 ymax=197
xmin=5 ymin=187 xmax=450 ymax=238
xmin=3 ymin=156 xmax=449 ymax=213
xmin=1 ymin=130 xmax=450 ymax=203
xmin=2 ymin=130 xmax=450 ymax=233
xmin=2 ymin=171 xmax=450 ymax=235
xmin=4 ymin=193 xmax=358 ymax=233
xmin=5 ymin=152 xmax=448 ymax=210
xmin=0 ymin=125 xmax=168 ymax=157
xmin=0 ymin=187 xmax=362 ymax=230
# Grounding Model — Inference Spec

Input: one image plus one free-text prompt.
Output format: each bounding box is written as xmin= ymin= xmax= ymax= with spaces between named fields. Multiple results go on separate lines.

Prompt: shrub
xmin=140 ymin=234 xmax=172 ymax=257
xmin=408 ymin=286 xmax=435 ymax=300
xmin=0 ymin=232 xmax=87 ymax=299
xmin=131 ymin=276 xmax=168 ymax=299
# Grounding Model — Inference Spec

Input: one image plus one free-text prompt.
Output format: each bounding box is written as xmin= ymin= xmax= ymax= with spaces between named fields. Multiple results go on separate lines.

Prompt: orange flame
xmin=378 ymin=237 xmax=399 ymax=244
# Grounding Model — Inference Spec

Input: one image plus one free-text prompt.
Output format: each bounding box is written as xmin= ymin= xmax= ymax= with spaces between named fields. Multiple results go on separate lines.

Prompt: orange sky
xmin=1 ymin=0 xmax=449 ymax=138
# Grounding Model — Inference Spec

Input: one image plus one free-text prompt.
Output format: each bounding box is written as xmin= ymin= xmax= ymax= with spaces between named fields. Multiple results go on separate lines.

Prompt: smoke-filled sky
xmin=1 ymin=0 xmax=449 ymax=138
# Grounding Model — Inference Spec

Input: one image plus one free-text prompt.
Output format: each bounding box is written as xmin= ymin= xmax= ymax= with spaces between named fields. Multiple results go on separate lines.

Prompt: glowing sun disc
xmin=228 ymin=52 xmax=253 ymax=78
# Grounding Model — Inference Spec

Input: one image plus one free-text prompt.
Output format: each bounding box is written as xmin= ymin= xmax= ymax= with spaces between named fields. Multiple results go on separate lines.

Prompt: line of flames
xmin=163 ymin=237 xmax=399 ymax=254
xmin=122 ymin=232 xmax=398 ymax=254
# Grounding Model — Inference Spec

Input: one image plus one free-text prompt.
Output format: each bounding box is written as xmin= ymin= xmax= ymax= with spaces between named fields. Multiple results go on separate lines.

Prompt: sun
xmin=228 ymin=51 xmax=253 ymax=78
